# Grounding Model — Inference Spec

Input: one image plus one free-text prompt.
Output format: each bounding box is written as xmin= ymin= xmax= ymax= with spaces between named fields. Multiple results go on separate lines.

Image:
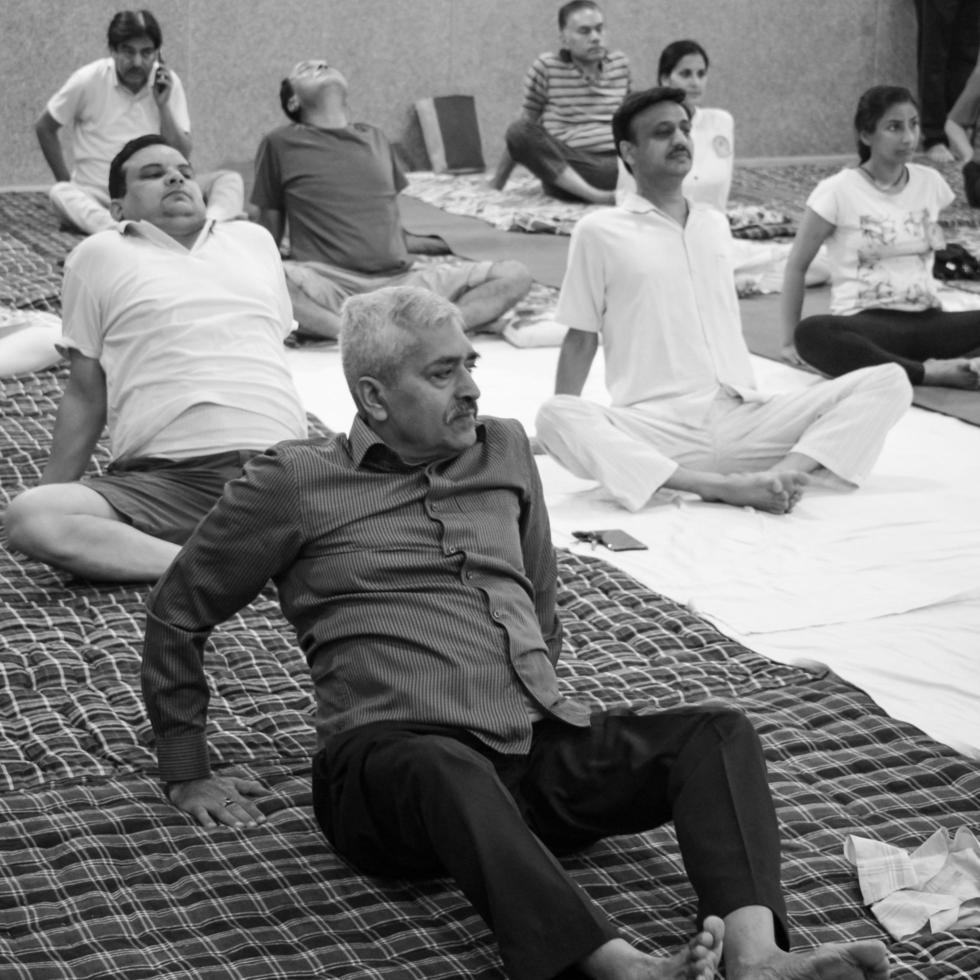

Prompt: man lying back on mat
xmin=251 ymin=59 xmax=531 ymax=340
xmin=143 ymin=284 xmax=890 ymax=980
xmin=536 ymin=87 xmax=913 ymax=514
xmin=4 ymin=135 xmax=307 ymax=583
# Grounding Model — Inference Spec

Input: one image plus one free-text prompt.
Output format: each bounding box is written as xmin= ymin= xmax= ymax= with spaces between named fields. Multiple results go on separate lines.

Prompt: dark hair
xmin=109 ymin=133 xmax=171 ymax=198
xmin=558 ymin=0 xmax=599 ymax=30
xmin=279 ymin=77 xmax=302 ymax=122
xmin=854 ymin=85 xmax=918 ymax=162
xmin=107 ymin=9 xmax=163 ymax=50
xmin=658 ymin=39 xmax=709 ymax=82
xmin=612 ymin=86 xmax=690 ymax=172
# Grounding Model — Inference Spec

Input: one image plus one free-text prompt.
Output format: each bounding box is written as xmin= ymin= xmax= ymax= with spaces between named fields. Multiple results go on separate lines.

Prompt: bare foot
xmin=730 ymin=939 xmax=889 ymax=980
xmin=922 ymin=357 xmax=980 ymax=389
xmin=701 ymin=472 xmax=809 ymax=515
xmin=581 ymin=917 xmax=724 ymax=979
xmin=468 ymin=317 xmax=507 ymax=336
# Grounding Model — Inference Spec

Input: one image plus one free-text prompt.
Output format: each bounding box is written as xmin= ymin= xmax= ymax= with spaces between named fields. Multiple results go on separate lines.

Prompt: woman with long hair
xmin=782 ymin=85 xmax=980 ymax=388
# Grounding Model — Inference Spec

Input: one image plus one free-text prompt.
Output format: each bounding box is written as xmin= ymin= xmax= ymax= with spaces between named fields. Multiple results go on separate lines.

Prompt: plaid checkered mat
xmin=1 ymin=369 xmax=979 ymax=979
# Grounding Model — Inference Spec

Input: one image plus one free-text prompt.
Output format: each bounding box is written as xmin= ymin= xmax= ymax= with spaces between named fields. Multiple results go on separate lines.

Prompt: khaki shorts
xmin=283 ymin=258 xmax=495 ymax=315
xmin=86 ymin=450 xmax=259 ymax=545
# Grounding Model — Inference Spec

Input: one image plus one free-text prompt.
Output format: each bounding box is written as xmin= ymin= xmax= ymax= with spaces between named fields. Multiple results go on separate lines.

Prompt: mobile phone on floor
xmin=572 ymin=529 xmax=648 ymax=552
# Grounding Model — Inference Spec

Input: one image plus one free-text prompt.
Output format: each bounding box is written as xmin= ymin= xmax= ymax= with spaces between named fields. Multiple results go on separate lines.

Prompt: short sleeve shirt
xmin=251 ymin=122 xmax=410 ymax=274
xmin=807 ymin=164 xmax=953 ymax=315
xmin=60 ymin=220 xmax=307 ymax=460
xmin=46 ymin=58 xmax=191 ymax=193
xmin=556 ymin=194 xmax=759 ymax=421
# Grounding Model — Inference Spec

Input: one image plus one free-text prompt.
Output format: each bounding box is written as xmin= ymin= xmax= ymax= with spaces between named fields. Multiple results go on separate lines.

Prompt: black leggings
xmin=795 ymin=307 xmax=980 ymax=384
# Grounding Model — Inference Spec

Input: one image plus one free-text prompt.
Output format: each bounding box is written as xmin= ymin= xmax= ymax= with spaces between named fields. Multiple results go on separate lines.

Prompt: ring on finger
xmin=223 ymin=797 xmax=234 ymax=806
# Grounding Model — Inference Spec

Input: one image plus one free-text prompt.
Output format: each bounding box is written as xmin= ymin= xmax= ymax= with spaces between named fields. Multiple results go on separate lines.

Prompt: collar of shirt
xmin=558 ymin=48 xmax=607 ymax=72
xmin=119 ymin=217 xmax=217 ymax=252
xmin=346 ymin=413 xmax=488 ymax=473
xmin=108 ymin=62 xmax=151 ymax=100
xmin=619 ymin=190 xmax=692 ymax=224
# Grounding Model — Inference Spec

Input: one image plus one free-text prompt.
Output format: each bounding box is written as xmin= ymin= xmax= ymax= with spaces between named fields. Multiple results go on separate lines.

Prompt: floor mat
xmin=400 ymin=195 xmax=570 ymax=288
xmin=739 ymin=289 xmax=980 ymax=426
xmin=0 ymin=191 xmax=80 ymax=312
xmin=1 ymin=367 xmax=979 ymax=978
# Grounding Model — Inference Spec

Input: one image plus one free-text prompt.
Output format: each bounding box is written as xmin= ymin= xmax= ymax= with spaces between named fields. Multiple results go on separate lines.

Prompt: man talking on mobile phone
xmin=35 ymin=9 xmax=243 ymax=235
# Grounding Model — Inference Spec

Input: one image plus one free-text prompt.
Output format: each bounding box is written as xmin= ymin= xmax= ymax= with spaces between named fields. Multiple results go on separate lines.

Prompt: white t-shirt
xmin=807 ymin=164 xmax=953 ymax=316
xmin=60 ymin=220 xmax=307 ymax=461
xmin=556 ymin=192 xmax=762 ymax=421
xmin=616 ymin=107 xmax=734 ymax=212
xmin=46 ymin=58 xmax=191 ymax=193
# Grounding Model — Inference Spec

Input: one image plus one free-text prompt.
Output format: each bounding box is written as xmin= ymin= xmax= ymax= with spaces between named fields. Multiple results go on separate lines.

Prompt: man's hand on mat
xmin=403 ymin=232 xmax=450 ymax=255
xmin=166 ymin=775 xmax=267 ymax=830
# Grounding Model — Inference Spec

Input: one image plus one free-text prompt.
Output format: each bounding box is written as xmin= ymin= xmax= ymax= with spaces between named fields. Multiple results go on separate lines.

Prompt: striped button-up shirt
xmin=522 ymin=49 xmax=631 ymax=152
xmin=143 ymin=415 xmax=590 ymax=783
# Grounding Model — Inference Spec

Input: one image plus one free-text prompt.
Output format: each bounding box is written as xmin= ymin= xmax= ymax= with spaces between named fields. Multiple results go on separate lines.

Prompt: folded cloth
xmin=503 ymin=318 xmax=568 ymax=348
xmin=726 ymin=203 xmax=795 ymax=240
xmin=0 ymin=308 xmax=63 ymax=377
xmin=845 ymin=828 xmax=980 ymax=939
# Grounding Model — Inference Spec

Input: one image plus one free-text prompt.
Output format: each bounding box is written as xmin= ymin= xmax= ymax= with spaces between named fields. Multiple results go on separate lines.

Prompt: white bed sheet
xmin=285 ymin=339 xmax=980 ymax=757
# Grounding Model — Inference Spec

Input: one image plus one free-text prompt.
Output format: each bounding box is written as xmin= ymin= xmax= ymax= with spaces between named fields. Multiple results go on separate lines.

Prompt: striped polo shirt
xmin=522 ymin=49 xmax=631 ymax=152
xmin=144 ymin=416 xmax=591 ymax=784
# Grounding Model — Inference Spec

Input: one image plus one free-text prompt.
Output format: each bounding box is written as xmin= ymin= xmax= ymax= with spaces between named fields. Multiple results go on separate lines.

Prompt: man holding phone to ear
xmin=35 ymin=9 xmax=243 ymax=235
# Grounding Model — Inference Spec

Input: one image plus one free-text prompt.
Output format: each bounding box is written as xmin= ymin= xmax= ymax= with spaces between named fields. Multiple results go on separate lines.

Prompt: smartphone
xmin=572 ymin=529 xmax=648 ymax=552
xmin=154 ymin=52 xmax=167 ymax=94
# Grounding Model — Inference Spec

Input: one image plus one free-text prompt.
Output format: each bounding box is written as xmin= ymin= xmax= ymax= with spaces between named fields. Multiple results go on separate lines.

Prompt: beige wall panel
xmin=0 ymin=0 xmax=918 ymax=187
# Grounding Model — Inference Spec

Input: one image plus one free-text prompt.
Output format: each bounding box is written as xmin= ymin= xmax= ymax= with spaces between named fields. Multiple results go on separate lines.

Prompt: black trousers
xmin=312 ymin=705 xmax=789 ymax=980
xmin=796 ymin=307 xmax=980 ymax=384
xmin=914 ymin=0 xmax=980 ymax=147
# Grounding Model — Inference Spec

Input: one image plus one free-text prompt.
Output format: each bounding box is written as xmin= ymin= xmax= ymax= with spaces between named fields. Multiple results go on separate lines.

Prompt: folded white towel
xmin=845 ymin=827 xmax=980 ymax=939
xmin=503 ymin=318 xmax=568 ymax=349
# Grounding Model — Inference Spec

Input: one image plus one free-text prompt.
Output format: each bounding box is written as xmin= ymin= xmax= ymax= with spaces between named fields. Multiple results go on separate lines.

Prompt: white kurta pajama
xmin=536 ymin=193 xmax=912 ymax=511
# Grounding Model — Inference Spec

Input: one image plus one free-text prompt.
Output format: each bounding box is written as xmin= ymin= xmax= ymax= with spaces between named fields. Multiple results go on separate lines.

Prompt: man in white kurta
xmin=536 ymin=87 xmax=912 ymax=513
xmin=5 ymin=136 xmax=307 ymax=583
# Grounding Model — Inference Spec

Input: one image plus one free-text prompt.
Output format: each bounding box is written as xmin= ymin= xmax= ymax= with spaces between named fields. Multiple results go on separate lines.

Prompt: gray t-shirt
xmin=251 ymin=121 xmax=410 ymax=274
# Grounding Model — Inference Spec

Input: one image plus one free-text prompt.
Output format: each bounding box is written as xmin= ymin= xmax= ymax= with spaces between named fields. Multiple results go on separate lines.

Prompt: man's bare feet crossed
xmin=581 ymin=916 xmax=724 ymax=979
xmin=727 ymin=938 xmax=889 ymax=980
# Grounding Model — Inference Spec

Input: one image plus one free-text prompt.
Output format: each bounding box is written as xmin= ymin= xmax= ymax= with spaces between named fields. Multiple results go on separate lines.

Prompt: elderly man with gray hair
xmin=142 ymin=285 xmax=889 ymax=980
